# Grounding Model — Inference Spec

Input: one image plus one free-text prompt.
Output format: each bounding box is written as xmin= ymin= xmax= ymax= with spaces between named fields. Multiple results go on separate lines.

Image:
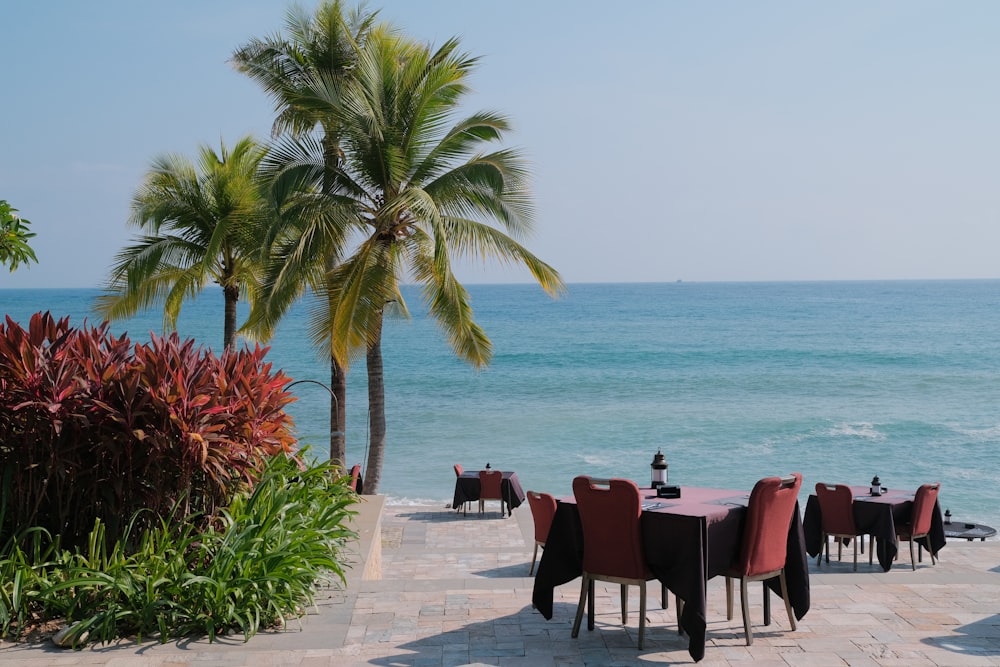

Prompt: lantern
xmin=650 ymin=449 xmax=668 ymax=488
xmin=870 ymin=475 xmax=881 ymax=497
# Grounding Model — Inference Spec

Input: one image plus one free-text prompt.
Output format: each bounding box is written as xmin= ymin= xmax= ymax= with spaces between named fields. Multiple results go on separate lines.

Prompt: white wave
xmin=384 ymin=495 xmax=452 ymax=507
xmin=953 ymin=424 xmax=1000 ymax=442
xmin=580 ymin=453 xmax=618 ymax=467
xmin=828 ymin=422 xmax=885 ymax=441
xmin=738 ymin=440 xmax=775 ymax=455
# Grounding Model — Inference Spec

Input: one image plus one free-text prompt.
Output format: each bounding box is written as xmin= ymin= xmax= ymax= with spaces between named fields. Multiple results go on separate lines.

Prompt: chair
xmin=454 ymin=464 xmax=471 ymax=515
xmin=479 ymin=469 xmax=505 ymax=517
xmin=814 ymin=482 xmax=871 ymax=571
xmin=571 ymin=476 xmax=657 ymax=649
xmin=895 ymin=482 xmax=941 ymax=570
xmin=526 ymin=491 xmax=557 ymax=575
xmin=725 ymin=472 xmax=802 ymax=646
xmin=348 ymin=464 xmax=362 ymax=493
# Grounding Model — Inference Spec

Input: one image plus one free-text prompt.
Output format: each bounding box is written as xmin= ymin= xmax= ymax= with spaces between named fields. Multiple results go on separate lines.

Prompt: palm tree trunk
xmin=363 ymin=317 xmax=386 ymax=495
xmin=330 ymin=357 xmax=347 ymax=469
xmin=223 ymin=284 xmax=239 ymax=351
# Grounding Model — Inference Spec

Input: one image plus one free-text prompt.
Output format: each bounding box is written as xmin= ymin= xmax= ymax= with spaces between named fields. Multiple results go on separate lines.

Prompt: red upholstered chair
xmin=895 ymin=482 xmax=941 ymax=570
xmin=479 ymin=469 xmax=505 ymax=516
xmin=348 ymin=464 xmax=362 ymax=493
xmin=725 ymin=472 xmax=802 ymax=646
xmin=571 ymin=476 xmax=657 ymax=649
xmin=815 ymin=482 xmax=871 ymax=570
xmin=526 ymin=491 xmax=557 ymax=575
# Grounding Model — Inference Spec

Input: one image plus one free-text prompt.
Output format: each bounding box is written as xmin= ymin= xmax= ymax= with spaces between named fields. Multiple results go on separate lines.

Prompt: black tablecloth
xmin=531 ymin=487 xmax=810 ymax=662
xmin=452 ymin=471 xmax=526 ymax=517
xmin=802 ymin=487 xmax=946 ymax=571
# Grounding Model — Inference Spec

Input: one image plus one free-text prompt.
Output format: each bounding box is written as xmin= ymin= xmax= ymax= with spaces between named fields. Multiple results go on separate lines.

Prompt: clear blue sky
xmin=4 ymin=1 xmax=1000 ymax=288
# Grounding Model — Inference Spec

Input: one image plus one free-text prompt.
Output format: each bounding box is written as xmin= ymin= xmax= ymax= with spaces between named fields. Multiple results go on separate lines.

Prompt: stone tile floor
xmin=1 ymin=501 xmax=999 ymax=665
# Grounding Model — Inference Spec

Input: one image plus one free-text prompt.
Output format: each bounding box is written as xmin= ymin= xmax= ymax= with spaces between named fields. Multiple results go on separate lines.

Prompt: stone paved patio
xmin=1 ymin=499 xmax=999 ymax=665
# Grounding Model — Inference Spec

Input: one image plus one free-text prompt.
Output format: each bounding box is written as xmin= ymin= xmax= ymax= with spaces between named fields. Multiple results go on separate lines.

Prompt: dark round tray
xmin=943 ymin=520 xmax=997 ymax=541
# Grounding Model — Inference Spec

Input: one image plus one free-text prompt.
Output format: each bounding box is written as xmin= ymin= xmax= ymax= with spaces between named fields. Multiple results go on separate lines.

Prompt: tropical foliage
xmin=232 ymin=0 xmax=379 ymax=467
xmin=95 ymin=136 xmax=269 ymax=351
xmin=253 ymin=25 xmax=565 ymax=493
xmin=0 ymin=200 xmax=37 ymax=272
xmin=0 ymin=312 xmax=297 ymax=549
xmin=0 ymin=454 xmax=357 ymax=646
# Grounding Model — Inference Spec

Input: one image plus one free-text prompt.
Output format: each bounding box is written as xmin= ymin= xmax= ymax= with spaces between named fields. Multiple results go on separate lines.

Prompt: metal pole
xmin=285 ymin=379 xmax=345 ymax=438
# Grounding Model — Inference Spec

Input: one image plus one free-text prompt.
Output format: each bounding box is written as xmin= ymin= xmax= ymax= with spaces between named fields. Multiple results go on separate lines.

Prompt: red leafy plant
xmin=0 ymin=312 xmax=297 ymax=549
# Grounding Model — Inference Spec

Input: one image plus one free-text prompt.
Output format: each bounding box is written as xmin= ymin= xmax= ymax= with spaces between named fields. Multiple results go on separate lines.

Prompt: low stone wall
xmin=344 ymin=494 xmax=384 ymax=584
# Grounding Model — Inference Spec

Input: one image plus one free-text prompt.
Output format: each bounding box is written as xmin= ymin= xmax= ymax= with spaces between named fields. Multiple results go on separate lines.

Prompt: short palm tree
xmin=270 ymin=28 xmax=564 ymax=493
xmin=95 ymin=136 xmax=268 ymax=351
xmin=232 ymin=0 xmax=378 ymax=469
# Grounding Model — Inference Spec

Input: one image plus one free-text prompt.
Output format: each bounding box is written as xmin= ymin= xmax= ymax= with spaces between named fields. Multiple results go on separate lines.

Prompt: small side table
xmin=944 ymin=521 xmax=997 ymax=542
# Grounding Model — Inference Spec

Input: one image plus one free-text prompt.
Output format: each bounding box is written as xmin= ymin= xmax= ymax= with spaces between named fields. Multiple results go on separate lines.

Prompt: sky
xmin=3 ymin=1 xmax=1000 ymax=289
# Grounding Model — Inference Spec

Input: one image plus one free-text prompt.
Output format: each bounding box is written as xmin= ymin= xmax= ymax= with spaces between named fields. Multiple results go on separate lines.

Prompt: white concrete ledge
xmin=343 ymin=494 xmax=384 ymax=585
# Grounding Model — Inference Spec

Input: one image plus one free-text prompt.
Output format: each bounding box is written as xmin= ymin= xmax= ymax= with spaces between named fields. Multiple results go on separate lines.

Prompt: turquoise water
xmin=3 ymin=281 xmax=1000 ymax=530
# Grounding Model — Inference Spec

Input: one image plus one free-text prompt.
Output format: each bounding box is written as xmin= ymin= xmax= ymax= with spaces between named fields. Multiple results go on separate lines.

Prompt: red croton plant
xmin=0 ymin=312 xmax=298 ymax=548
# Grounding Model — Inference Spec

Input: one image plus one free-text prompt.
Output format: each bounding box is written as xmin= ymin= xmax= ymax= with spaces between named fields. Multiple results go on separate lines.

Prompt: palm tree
xmin=232 ymin=0 xmax=378 ymax=469
xmin=296 ymin=29 xmax=565 ymax=493
xmin=95 ymin=136 xmax=268 ymax=351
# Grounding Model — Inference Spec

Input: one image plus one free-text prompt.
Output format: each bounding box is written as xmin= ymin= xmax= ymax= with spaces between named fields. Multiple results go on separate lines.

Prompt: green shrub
xmin=0 ymin=454 xmax=357 ymax=645
xmin=0 ymin=312 xmax=298 ymax=548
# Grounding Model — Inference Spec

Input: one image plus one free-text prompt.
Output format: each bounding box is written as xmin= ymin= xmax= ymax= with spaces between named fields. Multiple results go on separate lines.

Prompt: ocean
xmin=3 ymin=280 xmax=1000 ymax=532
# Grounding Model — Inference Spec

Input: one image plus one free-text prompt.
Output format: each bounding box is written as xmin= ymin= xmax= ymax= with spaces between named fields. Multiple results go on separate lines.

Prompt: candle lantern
xmin=944 ymin=509 xmax=952 ymax=524
xmin=650 ymin=449 xmax=668 ymax=488
xmin=870 ymin=475 xmax=881 ymax=496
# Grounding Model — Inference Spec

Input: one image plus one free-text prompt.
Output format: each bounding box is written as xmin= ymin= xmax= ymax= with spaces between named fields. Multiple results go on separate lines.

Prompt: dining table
xmin=451 ymin=470 xmax=526 ymax=517
xmin=531 ymin=485 xmax=810 ymax=662
xmin=802 ymin=486 xmax=946 ymax=571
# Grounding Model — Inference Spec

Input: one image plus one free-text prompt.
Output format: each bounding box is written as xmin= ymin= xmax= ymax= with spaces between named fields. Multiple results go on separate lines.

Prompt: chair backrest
xmin=572 ymin=476 xmax=646 ymax=580
xmin=736 ymin=472 xmax=803 ymax=577
xmin=479 ymin=469 xmax=503 ymax=500
xmin=453 ymin=464 xmax=463 ymax=477
xmin=910 ymin=482 xmax=940 ymax=537
xmin=527 ymin=490 xmax=557 ymax=543
xmin=814 ymin=482 xmax=856 ymax=535
xmin=348 ymin=464 xmax=362 ymax=492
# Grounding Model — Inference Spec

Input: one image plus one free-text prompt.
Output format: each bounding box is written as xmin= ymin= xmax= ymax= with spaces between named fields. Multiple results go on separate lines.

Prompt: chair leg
xmin=779 ymin=570 xmax=796 ymax=631
xmin=823 ymin=534 xmax=830 ymax=564
xmin=676 ymin=594 xmax=685 ymax=635
xmin=638 ymin=581 xmax=647 ymax=650
xmin=927 ymin=536 xmax=937 ymax=565
xmin=852 ymin=538 xmax=858 ymax=572
xmin=869 ymin=535 xmax=874 ymax=565
xmin=529 ymin=543 xmax=539 ymax=575
xmin=740 ymin=577 xmax=753 ymax=645
xmin=908 ymin=538 xmax=916 ymax=570
xmin=762 ymin=580 xmax=771 ymax=626
xmin=620 ymin=584 xmax=628 ymax=624
xmin=726 ymin=576 xmax=734 ymax=620
xmin=588 ymin=578 xmax=596 ymax=631
xmin=572 ymin=574 xmax=589 ymax=638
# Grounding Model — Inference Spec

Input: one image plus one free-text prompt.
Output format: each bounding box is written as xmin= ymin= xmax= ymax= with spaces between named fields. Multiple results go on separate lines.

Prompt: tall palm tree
xmin=95 ymin=136 xmax=267 ymax=351
xmin=232 ymin=0 xmax=378 ymax=469
xmin=298 ymin=29 xmax=565 ymax=493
